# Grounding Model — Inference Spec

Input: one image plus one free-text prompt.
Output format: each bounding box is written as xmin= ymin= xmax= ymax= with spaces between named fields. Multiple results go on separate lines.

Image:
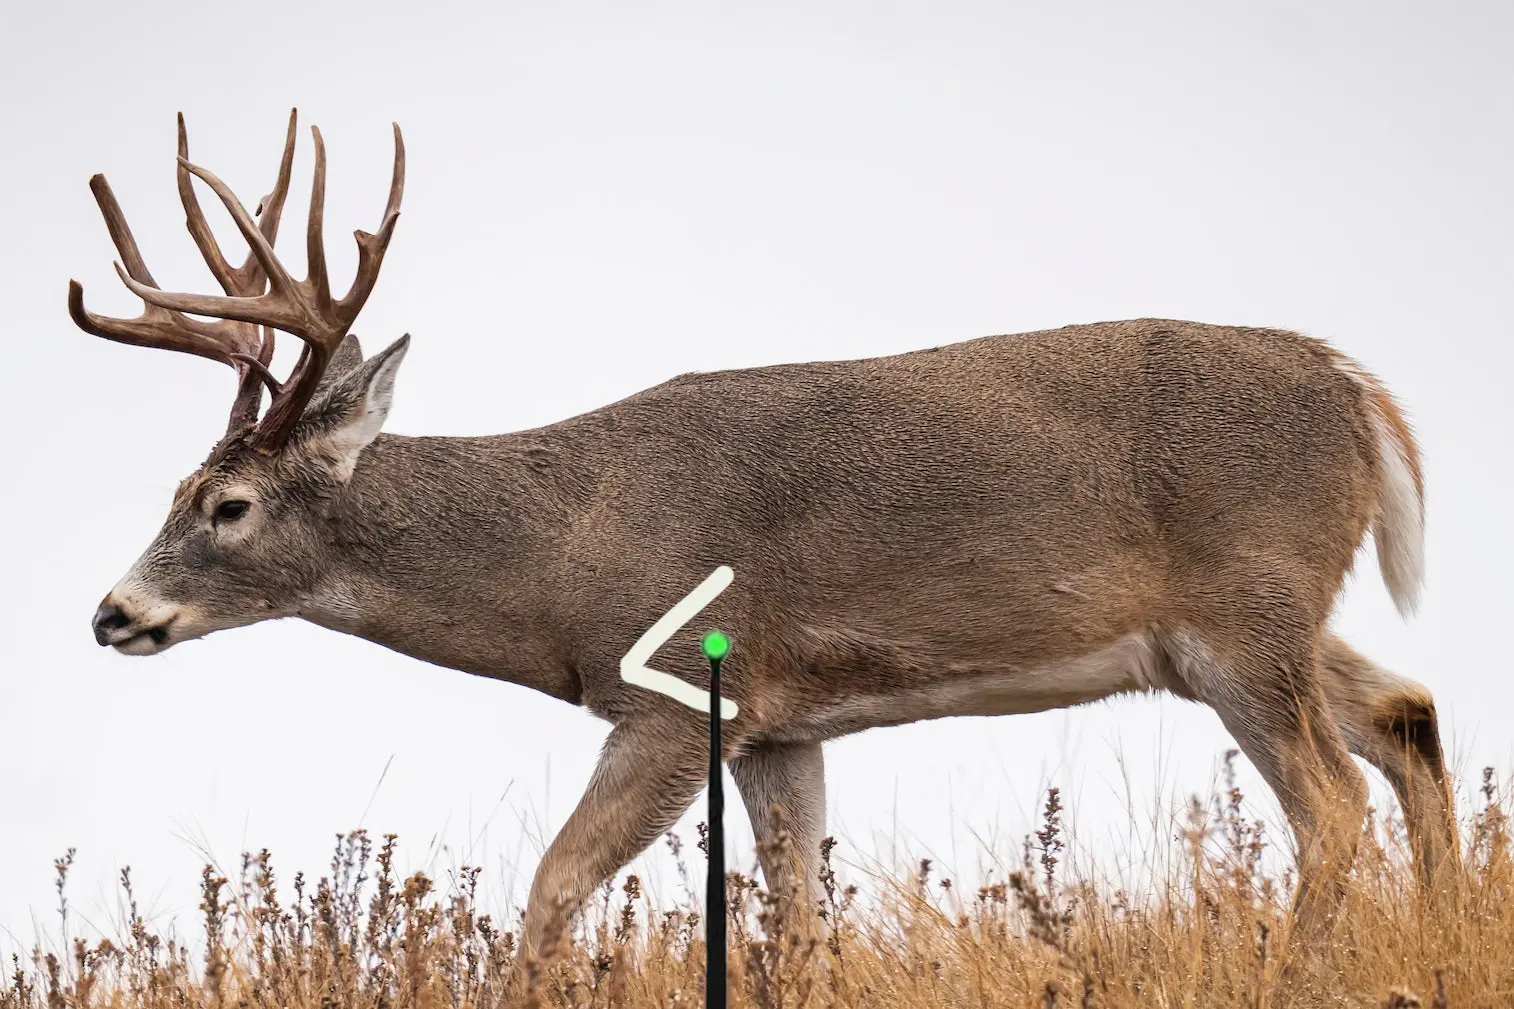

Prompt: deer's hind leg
xmin=1317 ymin=631 xmax=1458 ymax=896
xmin=1166 ymin=616 xmax=1369 ymax=935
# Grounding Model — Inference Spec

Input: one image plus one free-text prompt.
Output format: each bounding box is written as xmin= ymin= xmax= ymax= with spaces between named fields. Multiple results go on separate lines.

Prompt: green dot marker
xmin=701 ymin=626 xmax=731 ymax=1009
xmin=702 ymin=629 xmax=731 ymax=662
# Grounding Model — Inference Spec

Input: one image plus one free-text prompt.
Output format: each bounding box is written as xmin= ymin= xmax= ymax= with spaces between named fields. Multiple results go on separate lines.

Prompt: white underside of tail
xmin=1333 ymin=356 xmax=1426 ymax=617
xmin=1369 ymin=409 xmax=1425 ymax=616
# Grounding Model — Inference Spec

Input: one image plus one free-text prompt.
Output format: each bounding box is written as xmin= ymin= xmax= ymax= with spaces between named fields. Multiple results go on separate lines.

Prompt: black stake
xmin=700 ymin=629 xmax=731 ymax=1009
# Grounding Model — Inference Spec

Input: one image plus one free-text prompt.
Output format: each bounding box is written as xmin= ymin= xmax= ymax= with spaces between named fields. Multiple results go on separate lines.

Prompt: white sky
xmin=2 ymin=0 xmax=1511 ymax=948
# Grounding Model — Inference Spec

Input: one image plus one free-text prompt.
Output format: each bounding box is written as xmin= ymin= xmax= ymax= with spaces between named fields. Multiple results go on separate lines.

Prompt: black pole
xmin=705 ymin=640 xmax=727 ymax=1009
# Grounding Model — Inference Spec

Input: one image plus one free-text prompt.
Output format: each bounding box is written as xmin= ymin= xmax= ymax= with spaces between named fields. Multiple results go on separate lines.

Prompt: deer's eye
xmin=213 ymin=500 xmax=250 ymax=525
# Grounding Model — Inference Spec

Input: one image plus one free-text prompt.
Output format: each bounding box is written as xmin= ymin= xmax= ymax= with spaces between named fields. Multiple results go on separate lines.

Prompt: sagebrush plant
xmin=7 ymin=757 xmax=1511 ymax=1008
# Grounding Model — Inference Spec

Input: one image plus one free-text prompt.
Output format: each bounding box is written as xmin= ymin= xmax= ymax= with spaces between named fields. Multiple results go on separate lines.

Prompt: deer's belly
xmin=766 ymin=632 xmax=1173 ymax=744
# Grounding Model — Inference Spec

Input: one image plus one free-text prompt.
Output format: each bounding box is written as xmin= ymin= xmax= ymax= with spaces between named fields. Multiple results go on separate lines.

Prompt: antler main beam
xmin=68 ymin=110 xmax=404 ymax=449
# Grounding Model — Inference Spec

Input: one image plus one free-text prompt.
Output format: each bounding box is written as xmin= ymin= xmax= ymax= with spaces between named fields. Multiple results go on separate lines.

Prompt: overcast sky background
xmin=2 ymin=0 xmax=1511 ymax=948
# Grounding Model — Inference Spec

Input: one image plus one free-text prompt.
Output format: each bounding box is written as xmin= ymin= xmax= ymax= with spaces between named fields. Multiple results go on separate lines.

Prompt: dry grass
xmin=6 ymin=753 xmax=1512 ymax=1008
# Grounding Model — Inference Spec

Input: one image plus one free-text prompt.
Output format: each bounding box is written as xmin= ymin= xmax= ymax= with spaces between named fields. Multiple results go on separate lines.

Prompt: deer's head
xmin=70 ymin=110 xmax=408 ymax=655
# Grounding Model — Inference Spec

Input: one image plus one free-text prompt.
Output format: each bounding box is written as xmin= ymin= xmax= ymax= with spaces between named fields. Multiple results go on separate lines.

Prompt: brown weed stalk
xmin=6 ymin=765 xmax=1514 ymax=1008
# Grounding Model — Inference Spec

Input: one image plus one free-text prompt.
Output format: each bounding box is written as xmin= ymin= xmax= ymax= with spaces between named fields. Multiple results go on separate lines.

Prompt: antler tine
xmin=305 ymin=125 xmax=331 ymax=317
xmin=336 ymin=122 xmax=405 ymax=320
xmin=225 ymin=337 xmax=281 ymax=433
xmin=224 ymin=324 xmax=280 ymax=429
xmin=248 ymin=122 xmax=405 ymax=452
xmin=88 ymin=174 xmax=159 ymax=289
xmin=177 ymin=108 xmax=298 ymax=298
xmin=178 ymin=115 xmax=236 ymax=293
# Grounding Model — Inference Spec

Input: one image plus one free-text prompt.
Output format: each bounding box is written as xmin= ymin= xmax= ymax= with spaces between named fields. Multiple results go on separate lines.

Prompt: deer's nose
xmin=92 ymin=599 xmax=133 ymax=646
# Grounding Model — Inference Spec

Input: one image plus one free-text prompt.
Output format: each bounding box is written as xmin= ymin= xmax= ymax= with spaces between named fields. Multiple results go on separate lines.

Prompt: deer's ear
xmin=313 ymin=333 xmax=366 ymax=397
xmin=302 ymin=334 xmax=410 ymax=481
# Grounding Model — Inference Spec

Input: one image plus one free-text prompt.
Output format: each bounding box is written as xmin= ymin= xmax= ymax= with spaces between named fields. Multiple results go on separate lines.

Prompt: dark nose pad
xmin=92 ymin=601 xmax=132 ymax=645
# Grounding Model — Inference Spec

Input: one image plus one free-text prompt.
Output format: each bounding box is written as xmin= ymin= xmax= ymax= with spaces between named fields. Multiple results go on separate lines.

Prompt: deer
xmin=71 ymin=110 xmax=1455 ymax=960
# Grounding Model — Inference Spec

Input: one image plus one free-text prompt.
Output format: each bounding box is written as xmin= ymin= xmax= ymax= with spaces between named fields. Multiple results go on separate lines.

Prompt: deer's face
xmin=67 ymin=108 xmax=407 ymax=658
xmin=90 ymin=338 xmax=408 ymax=655
xmin=92 ymin=449 xmax=312 ymax=653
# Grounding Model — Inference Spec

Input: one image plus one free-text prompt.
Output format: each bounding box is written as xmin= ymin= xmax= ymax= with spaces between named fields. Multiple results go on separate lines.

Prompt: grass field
xmin=5 ymin=755 xmax=1510 ymax=1008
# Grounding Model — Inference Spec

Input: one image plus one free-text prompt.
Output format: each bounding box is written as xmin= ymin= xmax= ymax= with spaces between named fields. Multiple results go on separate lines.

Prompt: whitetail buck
xmin=72 ymin=111 xmax=1454 ymax=955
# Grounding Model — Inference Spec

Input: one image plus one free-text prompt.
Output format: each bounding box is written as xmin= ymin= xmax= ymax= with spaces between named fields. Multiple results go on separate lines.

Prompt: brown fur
xmin=85 ymin=316 xmax=1450 ymax=957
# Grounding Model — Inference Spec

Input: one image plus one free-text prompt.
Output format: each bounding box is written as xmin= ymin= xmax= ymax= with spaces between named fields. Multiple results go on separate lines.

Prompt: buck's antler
xmin=69 ymin=111 xmax=296 ymax=433
xmin=68 ymin=109 xmax=404 ymax=450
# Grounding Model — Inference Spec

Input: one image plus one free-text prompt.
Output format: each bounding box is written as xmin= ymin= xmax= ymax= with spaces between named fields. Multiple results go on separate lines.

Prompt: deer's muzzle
xmin=92 ymin=594 xmax=175 ymax=654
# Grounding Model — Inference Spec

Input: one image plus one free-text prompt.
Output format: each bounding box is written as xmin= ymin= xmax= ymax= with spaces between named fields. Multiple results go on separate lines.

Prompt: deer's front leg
xmin=522 ymin=716 xmax=708 ymax=957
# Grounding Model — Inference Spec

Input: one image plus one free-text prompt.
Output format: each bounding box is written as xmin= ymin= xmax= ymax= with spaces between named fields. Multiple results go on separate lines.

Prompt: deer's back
xmin=552 ymin=318 xmax=1381 ymax=714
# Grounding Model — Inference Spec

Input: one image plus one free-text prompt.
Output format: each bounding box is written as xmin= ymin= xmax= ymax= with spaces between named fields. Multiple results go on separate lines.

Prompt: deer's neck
xmin=298 ymin=431 xmax=588 ymax=706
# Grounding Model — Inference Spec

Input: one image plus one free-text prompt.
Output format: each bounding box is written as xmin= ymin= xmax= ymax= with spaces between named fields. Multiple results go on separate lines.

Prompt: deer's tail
xmin=1332 ymin=355 xmax=1426 ymax=617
